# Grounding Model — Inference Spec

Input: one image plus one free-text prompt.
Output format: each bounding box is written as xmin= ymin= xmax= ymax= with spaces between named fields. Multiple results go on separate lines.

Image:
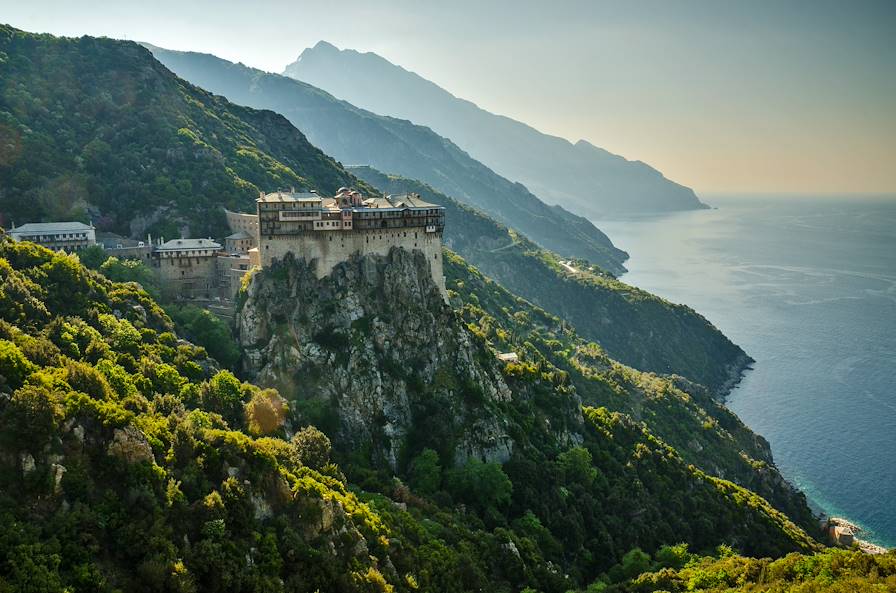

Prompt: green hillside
xmin=0 ymin=25 xmax=363 ymax=239
xmin=0 ymin=235 xmax=820 ymax=593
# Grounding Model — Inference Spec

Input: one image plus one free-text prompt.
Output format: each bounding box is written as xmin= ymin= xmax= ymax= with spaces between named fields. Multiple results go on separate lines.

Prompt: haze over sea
xmin=597 ymin=195 xmax=896 ymax=547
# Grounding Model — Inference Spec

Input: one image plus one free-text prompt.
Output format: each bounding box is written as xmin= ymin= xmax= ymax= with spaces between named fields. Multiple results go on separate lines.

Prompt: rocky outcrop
xmin=238 ymin=248 xmax=524 ymax=469
xmin=107 ymin=426 xmax=154 ymax=464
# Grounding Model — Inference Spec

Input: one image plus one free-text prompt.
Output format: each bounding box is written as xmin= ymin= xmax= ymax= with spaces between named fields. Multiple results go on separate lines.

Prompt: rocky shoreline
xmin=716 ymin=352 xmax=756 ymax=401
xmin=826 ymin=517 xmax=891 ymax=555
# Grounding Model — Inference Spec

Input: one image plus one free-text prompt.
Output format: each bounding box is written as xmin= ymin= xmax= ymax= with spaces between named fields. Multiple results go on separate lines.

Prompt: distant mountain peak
xmin=282 ymin=43 xmax=708 ymax=216
xmin=310 ymin=39 xmax=339 ymax=52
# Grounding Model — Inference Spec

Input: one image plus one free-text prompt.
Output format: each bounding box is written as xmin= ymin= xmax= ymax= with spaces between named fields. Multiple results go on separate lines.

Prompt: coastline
xmin=601 ymin=201 xmax=896 ymax=552
xmin=715 ymin=351 xmax=755 ymax=402
xmin=826 ymin=517 xmax=891 ymax=555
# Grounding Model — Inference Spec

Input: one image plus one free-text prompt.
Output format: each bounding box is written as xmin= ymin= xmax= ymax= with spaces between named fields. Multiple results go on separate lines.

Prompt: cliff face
xmin=238 ymin=248 xmax=580 ymax=468
xmin=236 ymin=247 xmax=822 ymax=569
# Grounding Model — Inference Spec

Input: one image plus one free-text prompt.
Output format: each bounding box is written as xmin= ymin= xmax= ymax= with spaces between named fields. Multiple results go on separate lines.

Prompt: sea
xmin=595 ymin=194 xmax=896 ymax=548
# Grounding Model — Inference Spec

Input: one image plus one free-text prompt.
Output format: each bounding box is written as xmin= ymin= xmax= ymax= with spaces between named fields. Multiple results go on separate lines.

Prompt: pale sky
xmin=2 ymin=0 xmax=894 ymax=194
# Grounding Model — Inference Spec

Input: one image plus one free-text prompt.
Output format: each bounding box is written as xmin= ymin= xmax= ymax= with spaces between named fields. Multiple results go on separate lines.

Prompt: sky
xmin=2 ymin=0 xmax=895 ymax=194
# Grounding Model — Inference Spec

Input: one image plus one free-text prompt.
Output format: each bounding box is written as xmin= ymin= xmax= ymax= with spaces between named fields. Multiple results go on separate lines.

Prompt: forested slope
xmin=0 ymin=25 xmax=364 ymax=240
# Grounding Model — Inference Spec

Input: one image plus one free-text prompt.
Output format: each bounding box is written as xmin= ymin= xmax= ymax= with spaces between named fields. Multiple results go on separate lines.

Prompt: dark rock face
xmin=238 ymin=248 xmax=535 ymax=469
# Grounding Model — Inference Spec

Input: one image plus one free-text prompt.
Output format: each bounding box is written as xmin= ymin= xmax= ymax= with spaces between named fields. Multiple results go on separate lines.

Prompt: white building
xmin=7 ymin=221 xmax=96 ymax=252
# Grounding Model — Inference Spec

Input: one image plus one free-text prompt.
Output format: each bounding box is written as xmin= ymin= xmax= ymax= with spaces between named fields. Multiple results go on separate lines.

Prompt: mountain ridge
xmin=284 ymin=41 xmax=709 ymax=218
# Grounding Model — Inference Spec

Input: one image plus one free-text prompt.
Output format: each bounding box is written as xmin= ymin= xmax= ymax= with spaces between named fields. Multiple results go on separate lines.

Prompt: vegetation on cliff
xmin=443 ymin=251 xmax=816 ymax=531
xmin=594 ymin=546 xmax=896 ymax=592
xmin=0 ymin=236 xmax=883 ymax=592
xmin=0 ymin=25 xmax=885 ymax=593
xmin=0 ymin=237 xmax=405 ymax=592
xmin=237 ymin=248 xmax=825 ymax=587
xmin=0 ymin=25 xmax=365 ymax=239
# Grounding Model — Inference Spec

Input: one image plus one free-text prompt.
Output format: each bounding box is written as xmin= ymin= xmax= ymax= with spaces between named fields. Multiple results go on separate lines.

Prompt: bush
xmin=168 ymin=305 xmax=239 ymax=369
xmin=203 ymin=370 xmax=244 ymax=423
xmin=245 ymin=388 xmax=288 ymax=436
xmin=0 ymin=384 xmax=63 ymax=449
xmin=291 ymin=426 xmax=331 ymax=471
xmin=0 ymin=338 xmax=35 ymax=389
xmin=446 ymin=459 xmax=512 ymax=514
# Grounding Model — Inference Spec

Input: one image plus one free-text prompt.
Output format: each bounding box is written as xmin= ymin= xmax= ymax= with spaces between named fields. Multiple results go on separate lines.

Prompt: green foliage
xmin=0 ymin=25 xmax=367 ymax=239
xmin=446 ymin=459 xmax=513 ymax=516
xmin=291 ymin=425 xmax=332 ymax=471
xmin=443 ymin=249 xmax=819 ymax=537
xmin=167 ymin=305 xmax=239 ymax=369
xmin=202 ymin=370 xmax=245 ymax=423
xmin=0 ymin=230 xmax=877 ymax=593
xmin=598 ymin=547 xmax=896 ymax=593
xmin=77 ymin=244 xmax=107 ymax=269
xmin=0 ymin=338 xmax=35 ymax=389
xmin=408 ymin=448 xmax=442 ymax=496
xmin=557 ymin=446 xmax=598 ymax=488
xmin=98 ymin=256 xmax=160 ymax=299
xmin=0 ymin=234 xmax=399 ymax=592
xmin=0 ymin=384 xmax=63 ymax=450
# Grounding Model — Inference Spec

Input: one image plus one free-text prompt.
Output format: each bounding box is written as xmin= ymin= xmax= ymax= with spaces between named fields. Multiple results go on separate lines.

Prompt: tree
xmin=654 ymin=543 xmax=692 ymax=570
xmin=203 ymin=370 xmax=244 ymax=423
xmin=291 ymin=426 xmax=331 ymax=471
xmin=557 ymin=446 xmax=598 ymax=487
xmin=78 ymin=244 xmax=107 ymax=269
xmin=447 ymin=459 xmax=512 ymax=514
xmin=0 ymin=338 xmax=35 ymax=389
xmin=99 ymin=257 xmax=159 ymax=299
xmin=0 ymin=384 xmax=63 ymax=450
xmin=245 ymin=388 xmax=288 ymax=436
xmin=409 ymin=448 xmax=442 ymax=496
xmin=168 ymin=305 xmax=239 ymax=369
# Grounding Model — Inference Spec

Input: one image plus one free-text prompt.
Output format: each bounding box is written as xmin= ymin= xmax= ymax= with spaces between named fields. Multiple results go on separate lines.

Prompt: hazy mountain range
xmin=284 ymin=41 xmax=708 ymax=219
xmin=147 ymin=45 xmax=629 ymax=274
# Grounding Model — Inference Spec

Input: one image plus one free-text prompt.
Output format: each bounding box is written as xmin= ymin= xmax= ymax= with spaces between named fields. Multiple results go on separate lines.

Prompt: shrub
xmin=291 ymin=426 xmax=332 ymax=471
xmin=0 ymin=338 xmax=35 ymax=389
xmin=245 ymin=388 xmax=288 ymax=436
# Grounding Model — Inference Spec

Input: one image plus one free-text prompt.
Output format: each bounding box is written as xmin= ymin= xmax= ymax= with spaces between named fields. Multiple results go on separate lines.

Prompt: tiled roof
xmin=9 ymin=221 xmax=94 ymax=234
xmin=156 ymin=238 xmax=222 ymax=251
xmin=257 ymin=191 xmax=321 ymax=203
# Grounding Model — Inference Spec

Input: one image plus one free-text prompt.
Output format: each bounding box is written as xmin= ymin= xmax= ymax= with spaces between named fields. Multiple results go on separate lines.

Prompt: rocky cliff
xmin=238 ymin=248 xmax=583 ymax=470
xmin=236 ymin=247 xmax=822 ymax=573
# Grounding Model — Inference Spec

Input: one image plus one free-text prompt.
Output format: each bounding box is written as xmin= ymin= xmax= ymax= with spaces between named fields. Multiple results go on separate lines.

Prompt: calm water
xmin=596 ymin=195 xmax=896 ymax=547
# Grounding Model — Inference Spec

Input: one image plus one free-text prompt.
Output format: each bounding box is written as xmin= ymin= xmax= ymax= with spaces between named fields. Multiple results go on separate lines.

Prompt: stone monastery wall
xmin=260 ymin=228 xmax=445 ymax=296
